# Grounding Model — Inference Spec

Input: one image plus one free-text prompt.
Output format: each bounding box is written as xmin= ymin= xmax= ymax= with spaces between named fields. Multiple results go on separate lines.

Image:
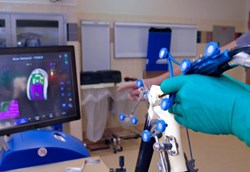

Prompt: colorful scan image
xmin=27 ymin=68 xmax=48 ymax=101
xmin=12 ymin=76 xmax=27 ymax=100
xmin=0 ymin=100 xmax=20 ymax=120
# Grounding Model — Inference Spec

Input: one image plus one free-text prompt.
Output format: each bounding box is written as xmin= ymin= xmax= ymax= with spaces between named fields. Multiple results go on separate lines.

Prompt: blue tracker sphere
xmin=160 ymin=98 xmax=171 ymax=110
xmin=205 ymin=42 xmax=220 ymax=57
xmin=119 ymin=113 xmax=126 ymax=121
xmin=136 ymin=79 xmax=144 ymax=88
xmin=131 ymin=116 xmax=138 ymax=125
xmin=156 ymin=119 xmax=167 ymax=133
xmin=142 ymin=130 xmax=151 ymax=142
xmin=180 ymin=58 xmax=192 ymax=74
xmin=159 ymin=48 xmax=169 ymax=59
xmin=144 ymin=90 xmax=149 ymax=100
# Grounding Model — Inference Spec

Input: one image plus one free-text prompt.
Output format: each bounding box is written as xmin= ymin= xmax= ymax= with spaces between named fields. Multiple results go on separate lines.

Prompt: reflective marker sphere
xmin=119 ymin=113 xmax=126 ymax=121
xmin=205 ymin=42 xmax=220 ymax=57
xmin=160 ymin=98 xmax=171 ymax=110
xmin=144 ymin=90 xmax=149 ymax=100
xmin=180 ymin=59 xmax=192 ymax=73
xmin=131 ymin=116 xmax=138 ymax=125
xmin=207 ymin=44 xmax=214 ymax=54
xmin=136 ymin=79 xmax=144 ymax=88
xmin=156 ymin=119 xmax=167 ymax=133
xmin=142 ymin=130 xmax=151 ymax=142
xmin=159 ymin=48 xmax=168 ymax=59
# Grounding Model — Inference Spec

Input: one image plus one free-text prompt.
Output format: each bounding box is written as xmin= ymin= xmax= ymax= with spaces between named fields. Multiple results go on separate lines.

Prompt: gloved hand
xmin=160 ymin=74 xmax=250 ymax=146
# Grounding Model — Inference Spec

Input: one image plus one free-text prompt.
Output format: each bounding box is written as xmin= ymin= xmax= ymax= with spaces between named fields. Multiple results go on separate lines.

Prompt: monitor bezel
xmin=0 ymin=45 xmax=81 ymax=136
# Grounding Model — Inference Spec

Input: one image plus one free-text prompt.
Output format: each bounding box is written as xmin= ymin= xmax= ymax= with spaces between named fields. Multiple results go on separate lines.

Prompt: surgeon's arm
xmin=117 ymin=68 xmax=181 ymax=100
xmin=220 ymin=30 xmax=250 ymax=51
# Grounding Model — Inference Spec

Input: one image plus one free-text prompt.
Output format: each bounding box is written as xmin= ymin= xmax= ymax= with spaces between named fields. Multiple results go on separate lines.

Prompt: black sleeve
xmin=236 ymin=30 xmax=250 ymax=46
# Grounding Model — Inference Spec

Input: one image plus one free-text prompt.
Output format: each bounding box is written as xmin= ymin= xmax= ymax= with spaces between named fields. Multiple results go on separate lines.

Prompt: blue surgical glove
xmin=160 ymin=74 xmax=250 ymax=146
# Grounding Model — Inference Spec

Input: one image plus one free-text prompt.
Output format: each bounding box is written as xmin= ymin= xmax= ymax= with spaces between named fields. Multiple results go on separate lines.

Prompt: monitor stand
xmin=0 ymin=130 xmax=90 ymax=171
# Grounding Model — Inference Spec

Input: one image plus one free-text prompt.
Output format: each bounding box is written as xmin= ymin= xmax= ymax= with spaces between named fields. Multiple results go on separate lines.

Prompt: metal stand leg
xmin=135 ymin=115 xmax=155 ymax=172
xmin=111 ymin=137 xmax=123 ymax=153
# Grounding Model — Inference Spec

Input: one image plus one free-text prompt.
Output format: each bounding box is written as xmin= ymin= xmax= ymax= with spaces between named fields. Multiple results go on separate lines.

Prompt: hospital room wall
xmin=0 ymin=0 xmax=249 ymax=134
xmin=77 ymin=0 xmax=248 ymax=82
xmin=77 ymin=2 xmax=250 ymax=171
xmin=76 ymin=0 xmax=250 ymax=132
xmin=1 ymin=0 xmax=250 ymax=141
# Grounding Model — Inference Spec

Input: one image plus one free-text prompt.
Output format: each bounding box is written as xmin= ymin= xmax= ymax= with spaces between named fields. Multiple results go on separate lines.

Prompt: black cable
xmin=228 ymin=45 xmax=250 ymax=57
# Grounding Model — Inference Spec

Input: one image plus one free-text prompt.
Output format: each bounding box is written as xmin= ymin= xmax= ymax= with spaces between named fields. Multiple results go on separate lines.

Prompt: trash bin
xmin=82 ymin=87 xmax=112 ymax=142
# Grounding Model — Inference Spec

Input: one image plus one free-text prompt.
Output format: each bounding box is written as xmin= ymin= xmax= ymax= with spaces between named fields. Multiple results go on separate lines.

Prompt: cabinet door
xmin=0 ymin=14 xmax=11 ymax=47
xmin=10 ymin=13 xmax=66 ymax=47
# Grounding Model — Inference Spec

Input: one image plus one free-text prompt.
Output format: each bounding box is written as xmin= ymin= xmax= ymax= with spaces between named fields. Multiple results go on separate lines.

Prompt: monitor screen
xmin=0 ymin=45 xmax=80 ymax=136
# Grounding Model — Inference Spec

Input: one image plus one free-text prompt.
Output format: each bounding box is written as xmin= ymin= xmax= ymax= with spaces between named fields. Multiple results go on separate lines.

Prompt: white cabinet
xmin=0 ymin=12 xmax=66 ymax=47
xmin=81 ymin=20 xmax=111 ymax=71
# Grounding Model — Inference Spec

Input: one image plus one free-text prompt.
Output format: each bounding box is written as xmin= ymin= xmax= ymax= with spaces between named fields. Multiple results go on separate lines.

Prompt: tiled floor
xmin=89 ymin=136 xmax=160 ymax=172
xmin=85 ymin=125 xmax=250 ymax=172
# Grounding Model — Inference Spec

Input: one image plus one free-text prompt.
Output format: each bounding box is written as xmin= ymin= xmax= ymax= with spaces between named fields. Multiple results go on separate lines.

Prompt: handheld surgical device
xmin=119 ymin=41 xmax=250 ymax=172
xmin=160 ymin=42 xmax=250 ymax=111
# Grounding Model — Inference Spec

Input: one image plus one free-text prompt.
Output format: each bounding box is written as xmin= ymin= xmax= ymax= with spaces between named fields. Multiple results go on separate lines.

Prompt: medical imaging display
xmin=0 ymin=46 xmax=80 ymax=136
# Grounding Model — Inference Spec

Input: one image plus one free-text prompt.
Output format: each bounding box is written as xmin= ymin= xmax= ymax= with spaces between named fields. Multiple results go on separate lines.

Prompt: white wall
xmin=77 ymin=0 xmax=248 ymax=82
xmin=77 ymin=1 xmax=250 ymax=172
xmin=79 ymin=0 xmax=245 ymax=23
xmin=4 ymin=1 xmax=249 ymax=171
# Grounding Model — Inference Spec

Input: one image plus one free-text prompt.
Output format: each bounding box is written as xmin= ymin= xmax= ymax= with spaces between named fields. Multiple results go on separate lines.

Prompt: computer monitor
xmin=0 ymin=45 xmax=80 ymax=136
